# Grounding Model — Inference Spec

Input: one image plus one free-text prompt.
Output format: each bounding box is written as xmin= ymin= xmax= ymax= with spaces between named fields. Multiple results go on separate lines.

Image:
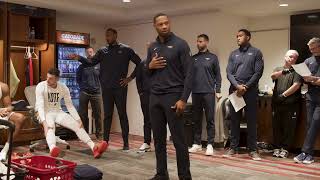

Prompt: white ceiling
xmin=3 ymin=0 xmax=320 ymax=26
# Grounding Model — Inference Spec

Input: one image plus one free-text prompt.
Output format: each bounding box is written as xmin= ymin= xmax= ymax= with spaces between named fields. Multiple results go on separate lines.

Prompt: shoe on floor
xmin=205 ymin=144 xmax=215 ymax=156
xmin=249 ymin=151 xmax=261 ymax=161
xmin=279 ymin=149 xmax=289 ymax=158
xmin=294 ymin=152 xmax=307 ymax=163
xmin=222 ymin=148 xmax=237 ymax=158
xmin=50 ymin=146 xmax=61 ymax=157
xmin=188 ymin=144 xmax=202 ymax=153
xmin=93 ymin=141 xmax=109 ymax=159
xmin=122 ymin=145 xmax=130 ymax=152
xmin=149 ymin=174 xmax=169 ymax=180
xmin=139 ymin=143 xmax=151 ymax=152
xmin=273 ymin=149 xmax=280 ymax=157
xmin=303 ymin=154 xmax=315 ymax=164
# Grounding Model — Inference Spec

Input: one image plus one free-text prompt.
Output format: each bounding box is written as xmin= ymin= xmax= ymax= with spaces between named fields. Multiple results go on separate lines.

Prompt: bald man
xmin=271 ymin=50 xmax=302 ymax=158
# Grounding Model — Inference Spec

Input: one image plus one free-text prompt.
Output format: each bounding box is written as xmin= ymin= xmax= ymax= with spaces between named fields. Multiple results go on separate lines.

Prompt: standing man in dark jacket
xmin=136 ymin=44 xmax=152 ymax=151
xmin=76 ymin=46 xmax=102 ymax=138
xmin=70 ymin=28 xmax=141 ymax=151
xmin=147 ymin=13 xmax=193 ymax=180
xmin=294 ymin=37 xmax=320 ymax=164
xmin=271 ymin=50 xmax=301 ymax=158
xmin=224 ymin=29 xmax=264 ymax=161
xmin=188 ymin=34 xmax=222 ymax=156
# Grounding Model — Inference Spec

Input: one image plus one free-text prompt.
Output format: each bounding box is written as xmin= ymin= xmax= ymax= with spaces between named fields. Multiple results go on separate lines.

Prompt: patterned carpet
xmin=12 ymin=132 xmax=320 ymax=180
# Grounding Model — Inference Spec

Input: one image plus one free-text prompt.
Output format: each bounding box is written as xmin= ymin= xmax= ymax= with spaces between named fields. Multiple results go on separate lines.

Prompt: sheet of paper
xmin=292 ymin=63 xmax=311 ymax=76
xmin=228 ymin=92 xmax=246 ymax=112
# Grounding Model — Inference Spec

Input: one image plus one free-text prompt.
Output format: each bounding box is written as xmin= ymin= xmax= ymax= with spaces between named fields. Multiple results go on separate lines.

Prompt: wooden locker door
xmin=9 ymin=14 xmax=28 ymax=42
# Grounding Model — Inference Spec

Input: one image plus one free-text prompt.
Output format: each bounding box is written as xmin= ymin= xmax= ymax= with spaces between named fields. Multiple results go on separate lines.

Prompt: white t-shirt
xmin=35 ymin=81 xmax=80 ymax=122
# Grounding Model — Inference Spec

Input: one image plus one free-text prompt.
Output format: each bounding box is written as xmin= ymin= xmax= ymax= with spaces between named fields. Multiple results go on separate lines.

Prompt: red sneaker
xmin=93 ymin=141 xmax=108 ymax=159
xmin=50 ymin=147 xmax=61 ymax=157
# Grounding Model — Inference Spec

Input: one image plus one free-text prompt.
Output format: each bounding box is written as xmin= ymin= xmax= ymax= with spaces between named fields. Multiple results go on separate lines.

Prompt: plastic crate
xmin=11 ymin=155 xmax=77 ymax=180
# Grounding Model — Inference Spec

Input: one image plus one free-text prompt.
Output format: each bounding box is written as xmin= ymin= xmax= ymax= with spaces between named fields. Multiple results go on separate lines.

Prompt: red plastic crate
xmin=12 ymin=155 xmax=77 ymax=180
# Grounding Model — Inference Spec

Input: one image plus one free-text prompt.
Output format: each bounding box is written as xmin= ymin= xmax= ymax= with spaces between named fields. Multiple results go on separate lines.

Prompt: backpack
xmin=73 ymin=164 xmax=103 ymax=180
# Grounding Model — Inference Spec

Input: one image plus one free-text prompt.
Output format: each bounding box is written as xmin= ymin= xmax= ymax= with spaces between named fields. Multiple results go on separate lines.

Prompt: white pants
xmin=46 ymin=111 xmax=80 ymax=131
xmin=45 ymin=111 xmax=93 ymax=149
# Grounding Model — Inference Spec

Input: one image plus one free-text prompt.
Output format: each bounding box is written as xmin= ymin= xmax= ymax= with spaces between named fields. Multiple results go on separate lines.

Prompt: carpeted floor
xmin=11 ymin=133 xmax=320 ymax=180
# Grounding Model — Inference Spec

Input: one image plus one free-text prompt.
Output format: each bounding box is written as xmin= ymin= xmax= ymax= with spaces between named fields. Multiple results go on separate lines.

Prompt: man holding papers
xmin=271 ymin=50 xmax=302 ymax=158
xmin=294 ymin=37 xmax=320 ymax=164
xmin=224 ymin=29 xmax=264 ymax=161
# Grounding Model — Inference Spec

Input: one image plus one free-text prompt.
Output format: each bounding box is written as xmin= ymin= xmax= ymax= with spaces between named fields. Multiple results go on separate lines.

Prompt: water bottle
xmin=30 ymin=27 xmax=35 ymax=39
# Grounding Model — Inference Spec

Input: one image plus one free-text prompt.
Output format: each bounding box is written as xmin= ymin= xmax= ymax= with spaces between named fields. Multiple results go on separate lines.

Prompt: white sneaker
xmin=188 ymin=144 xmax=202 ymax=153
xmin=139 ymin=143 xmax=151 ymax=152
xmin=279 ymin=149 xmax=289 ymax=158
xmin=273 ymin=149 xmax=280 ymax=157
xmin=205 ymin=144 xmax=215 ymax=156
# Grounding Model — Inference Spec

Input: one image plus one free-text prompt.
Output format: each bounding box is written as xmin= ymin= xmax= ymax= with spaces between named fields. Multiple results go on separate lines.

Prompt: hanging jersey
xmin=25 ymin=58 xmax=34 ymax=86
xmin=35 ymin=81 xmax=80 ymax=122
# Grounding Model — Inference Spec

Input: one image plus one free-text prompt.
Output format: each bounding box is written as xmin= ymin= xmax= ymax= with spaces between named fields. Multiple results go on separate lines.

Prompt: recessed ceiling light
xmin=123 ymin=0 xmax=131 ymax=2
xmin=279 ymin=3 xmax=288 ymax=7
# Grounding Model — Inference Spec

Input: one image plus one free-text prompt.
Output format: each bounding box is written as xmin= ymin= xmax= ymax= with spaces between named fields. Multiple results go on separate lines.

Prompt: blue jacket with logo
xmin=226 ymin=44 xmax=264 ymax=92
xmin=146 ymin=33 xmax=193 ymax=102
xmin=76 ymin=63 xmax=101 ymax=94
xmin=305 ymin=56 xmax=320 ymax=102
xmin=192 ymin=51 xmax=221 ymax=93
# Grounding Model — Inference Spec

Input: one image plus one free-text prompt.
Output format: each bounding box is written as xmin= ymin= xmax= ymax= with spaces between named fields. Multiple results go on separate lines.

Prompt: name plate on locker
xmin=56 ymin=31 xmax=90 ymax=45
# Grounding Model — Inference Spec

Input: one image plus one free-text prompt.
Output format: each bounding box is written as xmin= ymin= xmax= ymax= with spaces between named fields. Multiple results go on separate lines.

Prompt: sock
xmin=0 ymin=142 xmax=9 ymax=160
xmin=76 ymin=128 xmax=95 ymax=150
xmin=46 ymin=129 xmax=56 ymax=151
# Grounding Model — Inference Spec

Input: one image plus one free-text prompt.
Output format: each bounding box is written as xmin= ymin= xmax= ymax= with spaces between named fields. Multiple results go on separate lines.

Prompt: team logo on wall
xmin=56 ymin=31 xmax=90 ymax=45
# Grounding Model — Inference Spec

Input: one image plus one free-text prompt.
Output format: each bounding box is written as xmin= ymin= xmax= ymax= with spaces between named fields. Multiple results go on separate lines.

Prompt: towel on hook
xmin=9 ymin=59 xmax=20 ymax=98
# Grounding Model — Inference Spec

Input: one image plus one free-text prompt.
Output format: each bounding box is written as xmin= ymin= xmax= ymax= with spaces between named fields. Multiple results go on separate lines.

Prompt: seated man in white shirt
xmin=0 ymin=82 xmax=26 ymax=161
xmin=35 ymin=68 xmax=108 ymax=158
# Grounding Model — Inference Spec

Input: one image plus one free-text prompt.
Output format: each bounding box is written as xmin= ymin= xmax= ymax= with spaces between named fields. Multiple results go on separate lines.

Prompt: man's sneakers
xmin=273 ymin=149 xmax=280 ymax=157
xmin=188 ymin=144 xmax=202 ymax=153
xmin=273 ymin=148 xmax=288 ymax=158
xmin=205 ymin=144 xmax=215 ymax=156
xmin=294 ymin=152 xmax=315 ymax=164
xmin=122 ymin=144 xmax=130 ymax=153
xmin=279 ymin=149 xmax=289 ymax=158
xmin=249 ymin=151 xmax=261 ymax=161
xmin=93 ymin=141 xmax=109 ymax=159
xmin=50 ymin=146 xmax=61 ymax=157
xmin=294 ymin=152 xmax=307 ymax=163
xmin=139 ymin=143 xmax=151 ymax=152
xmin=222 ymin=148 xmax=237 ymax=158
xmin=149 ymin=174 xmax=170 ymax=180
xmin=303 ymin=154 xmax=315 ymax=164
